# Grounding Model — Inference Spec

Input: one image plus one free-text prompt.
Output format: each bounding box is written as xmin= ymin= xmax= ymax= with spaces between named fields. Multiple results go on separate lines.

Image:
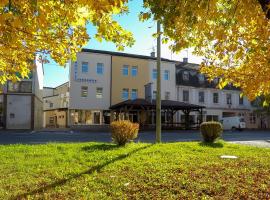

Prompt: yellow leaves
xmin=218 ymin=80 xmax=228 ymax=90
xmin=0 ymin=0 xmax=134 ymax=83
xmin=139 ymin=12 xmax=151 ymax=21
xmin=145 ymin=0 xmax=270 ymax=100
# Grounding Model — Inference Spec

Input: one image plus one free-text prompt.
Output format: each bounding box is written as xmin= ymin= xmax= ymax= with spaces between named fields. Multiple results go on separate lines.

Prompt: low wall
xmin=70 ymin=124 xmax=110 ymax=132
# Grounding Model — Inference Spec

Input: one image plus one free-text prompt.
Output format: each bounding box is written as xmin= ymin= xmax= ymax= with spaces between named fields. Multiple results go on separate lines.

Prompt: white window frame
xmin=81 ymin=86 xmax=88 ymax=97
xmin=183 ymin=71 xmax=189 ymax=81
xmin=183 ymin=90 xmax=189 ymax=102
xmin=165 ymin=91 xmax=170 ymax=100
xmin=96 ymin=63 xmax=104 ymax=75
xmin=213 ymin=92 xmax=219 ymax=104
xmin=122 ymin=88 xmax=129 ymax=100
xmin=82 ymin=62 xmax=89 ymax=73
xmin=198 ymin=91 xmax=205 ymax=103
xmin=152 ymin=69 xmax=157 ymax=80
xmin=164 ymin=70 xmax=170 ymax=81
xmin=131 ymin=66 xmax=138 ymax=77
xmin=122 ymin=65 xmax=129 ymax=76
xmin=96 ymin=87 xmax=103 ymax=98
xmin=131 ymin=89 xmax=138 ymax=100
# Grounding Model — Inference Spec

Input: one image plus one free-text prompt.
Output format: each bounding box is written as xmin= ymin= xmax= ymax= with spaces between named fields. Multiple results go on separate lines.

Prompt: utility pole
xmin=156 ymin=20 xmax=161 ymax=143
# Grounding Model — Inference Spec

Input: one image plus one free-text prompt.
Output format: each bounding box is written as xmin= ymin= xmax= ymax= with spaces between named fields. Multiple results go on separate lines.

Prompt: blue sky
xmin=43 ymin=0 xmax=201 ymax=87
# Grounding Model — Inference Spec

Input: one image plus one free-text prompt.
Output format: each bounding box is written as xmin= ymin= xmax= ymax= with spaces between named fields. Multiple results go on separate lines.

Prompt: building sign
xmin=74 ymin=62 xmax=97 ymax=83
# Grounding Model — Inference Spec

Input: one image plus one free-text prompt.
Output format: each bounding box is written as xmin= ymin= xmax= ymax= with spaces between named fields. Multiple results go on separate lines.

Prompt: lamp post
xmin=156 ymin=20 xmax=161 ymax=143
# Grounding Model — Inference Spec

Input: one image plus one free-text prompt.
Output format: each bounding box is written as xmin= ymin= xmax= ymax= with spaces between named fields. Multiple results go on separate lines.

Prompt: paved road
xmin=0 ymin=130 xmax=269 ymax=147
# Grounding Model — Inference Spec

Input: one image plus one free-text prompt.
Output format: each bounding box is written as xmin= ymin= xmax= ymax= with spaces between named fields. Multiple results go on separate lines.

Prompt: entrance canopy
xmin=110 ymin=99 xmax=204 ymax=112
xmin=110 ymin=99 xmax=205 ymax=129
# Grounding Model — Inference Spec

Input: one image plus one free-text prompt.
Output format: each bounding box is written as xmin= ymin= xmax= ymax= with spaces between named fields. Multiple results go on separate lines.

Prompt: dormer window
xmin=198 ymin=74 xmax=204 ymax=83
xmin=213 ymin=78 xmax=219 ymax=85
xmin=183 ymin=71 xmax=189 ymax=81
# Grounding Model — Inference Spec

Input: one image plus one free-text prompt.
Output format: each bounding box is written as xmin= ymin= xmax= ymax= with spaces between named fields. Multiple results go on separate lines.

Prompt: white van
xmin=220 ymin=116 xmax=246 ymax=131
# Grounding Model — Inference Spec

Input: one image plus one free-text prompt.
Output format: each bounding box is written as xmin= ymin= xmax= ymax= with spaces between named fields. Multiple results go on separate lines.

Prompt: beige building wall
xmin=44 ymin=110 xmax=67 ymax=128
xmin=43 ymin=82 xmax=69 ymax=111
xmin=111 ymin=56 xmax=150 ymax=105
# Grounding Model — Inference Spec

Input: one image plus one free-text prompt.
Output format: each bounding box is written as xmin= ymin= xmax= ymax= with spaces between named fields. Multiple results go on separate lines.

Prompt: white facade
xmin=68 ymin=52 xmax=112 ymax=126
xmin=69 ymin=52 xmax=111 ymax=110
xmin=176 ymin=82 xmax=263 ymax=129
xmin=149 ymin=60 xmax=176 ymax=101
xmin=0 ymin=56 xmax=44 ymax=130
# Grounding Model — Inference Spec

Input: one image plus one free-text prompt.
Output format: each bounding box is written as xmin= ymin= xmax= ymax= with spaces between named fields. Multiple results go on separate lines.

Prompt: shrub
xmin=200 ymin=121 xmax=223 ymax=143
xmin=110 ymin=120 xmax=139 ymax=146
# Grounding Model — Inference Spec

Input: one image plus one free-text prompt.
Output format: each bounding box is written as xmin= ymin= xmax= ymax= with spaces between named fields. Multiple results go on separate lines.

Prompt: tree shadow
xmin=13 ymin=144 xmax=152 ymax=200
xmin=81 ymin=143 xmax=119 ymax=152
xmin=199 ymin=141 xmax=224 ymax=148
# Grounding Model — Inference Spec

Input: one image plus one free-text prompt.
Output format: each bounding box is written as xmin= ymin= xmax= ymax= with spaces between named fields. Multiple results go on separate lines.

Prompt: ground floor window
xmin=49 ymin=116 xmax=55 ymax=125
xmin=206 ymin=115 xmax=219 ymax=122
xmin=181 ymin=115 xmax=195 ymax=124
xmin=70 ymin=110 xmax=103 ymax=125
xmin=249 ymin=113 xmax=256 ymax=124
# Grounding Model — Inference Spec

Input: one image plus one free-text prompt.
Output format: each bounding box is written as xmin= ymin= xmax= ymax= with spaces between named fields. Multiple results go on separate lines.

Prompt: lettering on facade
xmin=74 ymin=62 xmax=97 ymax=84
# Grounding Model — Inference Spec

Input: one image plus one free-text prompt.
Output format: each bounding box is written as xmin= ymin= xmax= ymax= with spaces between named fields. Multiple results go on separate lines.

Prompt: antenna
xmin=186 ymin=49 xmax=189 ymax=59
xmin=152 ymin=46 xmax=155 ymax=53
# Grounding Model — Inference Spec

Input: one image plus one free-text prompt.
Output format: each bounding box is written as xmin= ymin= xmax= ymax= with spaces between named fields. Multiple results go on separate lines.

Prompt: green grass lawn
xmin=0 ymin=141 xmax=269 ymax=199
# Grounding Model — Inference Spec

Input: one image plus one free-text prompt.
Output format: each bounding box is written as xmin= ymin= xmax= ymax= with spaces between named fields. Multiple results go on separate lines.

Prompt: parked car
xmin=220 ymin=116 xmax=246 ymax=131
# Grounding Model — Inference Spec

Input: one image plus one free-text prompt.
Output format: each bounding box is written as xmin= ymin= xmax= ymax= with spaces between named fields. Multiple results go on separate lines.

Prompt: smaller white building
xmin=148 ymin=59 xmax=176 ymax=101
xmin=0 ymin=56 xmax=43 ymax=129
xmin=175 ymin=61 xmax=266 ymax=129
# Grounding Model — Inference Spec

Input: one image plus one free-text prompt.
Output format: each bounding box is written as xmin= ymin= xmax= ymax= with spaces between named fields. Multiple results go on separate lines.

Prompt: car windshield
xmin=240 ymin=118 xmax=245 ymax=122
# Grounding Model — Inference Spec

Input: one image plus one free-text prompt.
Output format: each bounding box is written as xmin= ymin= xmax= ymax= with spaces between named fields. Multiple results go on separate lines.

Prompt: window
xmin=50 ymin=103 xmax=53 ymax=108
xmin=198 ymin=91 xmax=204 ymax=103
xmin=213 ymin=78 xmax=219 ymax=85
xmin=153 ymin=91 xmax=157 ymax=100
xmin=122 ymin=65 xmax=129 ymax=76
xmin=131 ymin=89 xmax=138 ymax=100
xmin=165 ymin=91 xmax=170 ymax=100
xmin=198 ymin=74 xmax=204 ymax=83
xmin=131 ymin=66 xmax=138 ymax=77
xmin=152 ymin=69 xmax=157 ymax=80
xmin=226 ymin=94 xmax=232 ymax=105
xmin=122 ymin=88 xmax=129 ymax=100
xmin=94 ymin=112 xmax=101 ymax=124
xmin=183 ymin=71 xmax=189 ymax=81
xmin=96 ymin=87 xmax=103 ymax=98
xmin=213 ymin=93 xmax=219 ymax=103
xmin=82 ymin=62 xmax=88 ymax=73
xmin=238 ymin=113 xmax=245 ymax=117
xmin=81 ymin=86 xmax=88 ymax=97
xmin=239 ymin=95 xmax=244 ymax=105
xmin=164 ymin=70 xmax=170 ymax=80
xmin=7 ymin=81 xmax=32 ymax=93
xmin=96 ymin=63 xmax=104 ymax=75
xmin=206 ymin=115 xmax=219 ymax=122
xmin=249 ymin=113 xmax=256 ymax=124
xmin=183 ymin=90 xmax=189 ymax=102
xmin=49 ymin=117 xmax=54 ymax=124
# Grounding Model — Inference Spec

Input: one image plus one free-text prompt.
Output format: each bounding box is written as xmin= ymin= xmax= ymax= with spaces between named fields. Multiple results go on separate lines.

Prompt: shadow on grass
xmin=13 ymin=144 xmax=152 ymax=200
xmin=81 ymin=143 xmax=118 ymax=152
xmin=199 ymin=141 xmax=224 ymax=148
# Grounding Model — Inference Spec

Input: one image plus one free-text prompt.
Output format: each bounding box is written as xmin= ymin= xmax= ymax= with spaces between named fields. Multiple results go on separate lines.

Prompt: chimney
xmin=183 ymin=57 xmax=188 ymax=63
xmin=150 ymin=51 xmax=155 ymax=57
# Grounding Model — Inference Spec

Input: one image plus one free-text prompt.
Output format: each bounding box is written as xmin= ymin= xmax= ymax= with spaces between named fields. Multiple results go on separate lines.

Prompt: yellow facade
xmin=111 ymin=56 xmax=150 ymax=105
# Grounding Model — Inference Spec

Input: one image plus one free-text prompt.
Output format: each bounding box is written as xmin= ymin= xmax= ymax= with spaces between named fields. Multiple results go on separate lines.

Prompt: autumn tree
xmin=0 ymin=0 xmax=134 ymax=83
xmin=142 ymin=0 xmax=270 ymax=101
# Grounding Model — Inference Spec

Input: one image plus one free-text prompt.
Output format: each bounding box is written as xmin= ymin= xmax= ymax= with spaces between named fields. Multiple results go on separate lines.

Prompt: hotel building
xmin=43 ymin=49 xmax=269 ymax=129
